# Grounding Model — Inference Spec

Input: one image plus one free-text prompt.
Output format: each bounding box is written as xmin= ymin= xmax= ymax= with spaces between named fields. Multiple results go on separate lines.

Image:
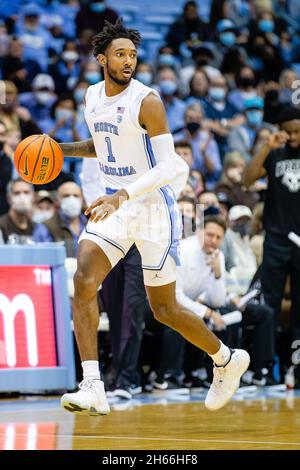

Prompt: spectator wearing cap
xmin=75 ymin=0 xmax=118 ymax=37
xmin=32 ymin=190 xmax=56 ymax=224
xmin=226 ymin=205 xmax=257 ymax=295
xmin=165 ymin=1 xmax=210 ymax=57
xmin=34 ymin=181 xmax=87 ymax=258
xmin=19 ymin=74 xmax=57 ymax=122
xmin=0 ymin=120 xmax=13 ymax=216
xmin=243 ymin=106 xmax=300 ymax=386
xmin=215 ymin=151 xmax=260 ymax=210
xmin=228 ymin=96 xmax=273 ymax=161
xmin=201 ymin=73 xmax=244 ymax=158
xmin=0 ymin=81 xmax=41 ymax=139
xmin=16 ymin=3 xmax=53 ymax=72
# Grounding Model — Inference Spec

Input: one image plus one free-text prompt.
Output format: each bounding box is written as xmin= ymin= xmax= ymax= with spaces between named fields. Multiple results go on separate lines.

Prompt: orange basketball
xmin=14 ymin=134 xmax=64 ymax=184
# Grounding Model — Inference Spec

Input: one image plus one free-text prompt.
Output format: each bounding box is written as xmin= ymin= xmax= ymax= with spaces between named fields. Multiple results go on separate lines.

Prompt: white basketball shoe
xmin=205 ymin=349 xmax=250 ymax=411
xmin=61 ymin=378 xmax=110 ymax=416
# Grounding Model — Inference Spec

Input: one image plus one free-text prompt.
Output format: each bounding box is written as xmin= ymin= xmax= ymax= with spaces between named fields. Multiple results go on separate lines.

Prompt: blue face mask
xmin=159 ymin=79 xmax=177 ymax=96
xmin=55 ymin=108 xmax=74 ymax=122
xmin=84 ymin=71 xmax=101 ymax=84
xmin=136 ymin=71 xmax=152 ymax=86
xmin=259 ymin=19 xmax=274 ymax=33
xmin=90 ymin=2 xmax=106 ymax=13
xmin=74 ymin=88 xmax=86 ymax=104
xmin=158 ymin=54 xmax=176 ymax=67
xmin=246 ymin=110 xmax=263 ymax=127
xmin=220 ymin=32 xmax=236 ymax=47
xmin=209 ymin=87 xmax=226 ymax=101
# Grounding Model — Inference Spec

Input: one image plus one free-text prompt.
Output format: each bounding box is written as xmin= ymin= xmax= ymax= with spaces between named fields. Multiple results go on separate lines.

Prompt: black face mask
xmin=204 ymin=206 xmax=220 ymax=216
xmin=232 ymin=222 xmax=251 ymax=237
xmin=186 ymin=121 xmax=200 ymax=134
xmin=238 ymin=77 xmax=255 ymax=88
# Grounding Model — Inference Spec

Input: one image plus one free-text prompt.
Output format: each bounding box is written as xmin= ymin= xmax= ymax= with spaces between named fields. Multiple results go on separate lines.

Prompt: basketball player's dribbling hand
xmin=85 ymin=188 xmax=129 ymax=223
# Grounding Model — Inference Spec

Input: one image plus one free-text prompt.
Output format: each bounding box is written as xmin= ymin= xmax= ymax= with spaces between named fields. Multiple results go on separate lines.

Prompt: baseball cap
xmin=216 ymin=19 xmax=236 ymax=33
xmin=22 ymin=3 xmax=42 ymax=17
xmin=32 ymin=74 xmax=55 ymax=91
xmin=36 ymin=190 xmax=54 ymax=203
xmin=228 ymin=205 xmax=252 ymax=221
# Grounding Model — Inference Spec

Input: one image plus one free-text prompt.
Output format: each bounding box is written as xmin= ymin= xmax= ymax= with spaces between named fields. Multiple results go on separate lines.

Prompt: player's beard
xmin=107 ymin=62 xmax=132 ymax=86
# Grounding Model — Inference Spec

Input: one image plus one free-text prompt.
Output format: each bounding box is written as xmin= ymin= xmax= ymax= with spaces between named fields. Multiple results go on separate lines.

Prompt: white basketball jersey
xmin=84 ymin=78 xmax=160 ymax=192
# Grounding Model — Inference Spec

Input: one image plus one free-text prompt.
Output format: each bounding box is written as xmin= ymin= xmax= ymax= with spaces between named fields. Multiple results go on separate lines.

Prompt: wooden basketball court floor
xmin=1 ymin=387 xmax=300 ymax=450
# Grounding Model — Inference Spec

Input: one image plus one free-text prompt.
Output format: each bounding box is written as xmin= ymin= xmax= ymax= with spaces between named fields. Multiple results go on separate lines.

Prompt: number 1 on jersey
xmin=105 ymin=136 xmax=116 ymax=163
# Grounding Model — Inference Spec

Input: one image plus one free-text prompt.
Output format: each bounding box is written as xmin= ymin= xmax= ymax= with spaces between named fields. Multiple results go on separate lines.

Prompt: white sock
xmin=210 ymin=342 xmax=231 ymax=367
xmin=82 ymin=360 xmax=100 ymax=380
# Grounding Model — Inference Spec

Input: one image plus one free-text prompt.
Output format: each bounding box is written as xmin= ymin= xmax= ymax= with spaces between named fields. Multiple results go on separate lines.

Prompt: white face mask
xmin=35 ymin=91 xmax=51 ymax=105
xmin=32 ymin=209 xmax=54 ymax=224
xmin=11 ymin=193 xmax=33 ymax=214
xmin=60 ymin=196 xmax=82 ymax=218
xmin=62 ymin=51 xmax=79 ymax=62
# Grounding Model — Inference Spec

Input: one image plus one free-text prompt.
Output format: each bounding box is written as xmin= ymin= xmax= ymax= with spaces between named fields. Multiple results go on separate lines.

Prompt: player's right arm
xmin=243 ymin=131 xmax=289 ymax=188
xmin=60 ymin=138 xmax=97 ymax=158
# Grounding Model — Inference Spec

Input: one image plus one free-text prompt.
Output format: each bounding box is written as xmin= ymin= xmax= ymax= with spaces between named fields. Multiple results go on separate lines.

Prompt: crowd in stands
xmin=1 ymin=0 xmax=300 ymax=397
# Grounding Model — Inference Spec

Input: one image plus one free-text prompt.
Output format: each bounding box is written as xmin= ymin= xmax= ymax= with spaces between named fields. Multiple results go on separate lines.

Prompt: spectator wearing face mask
xmin=174 ymin=103 xmax=222 ymax=189
xmin=228 ymin=96 xmax=273 ymax=161
xmin=226 ymin=205 xmax=257 ymax=295
xmin=215 ymin=151 xmax=260 ymax=210
xmin=15 ymin=3 xmax=53 ymax=72
xmin=213 ymin=19 xmax=248 ymax=74
xmin=201 ymin=73 xmax=244 ymax=158
xmin=33 ymin=182 xmax=87 ymax=257
xmin=135 ymin=62 xmax=154 ymax=87
xmin=48 ymin=41 xmax=80 ymax=94
xmin=0 ymin=179 xmax=35 ymax=245
xmin=179 ymin=45 xmax=218 ymax=96
xmin=75 ymin=0 xmax=118 ymax=37
xmin=157 ymin=66 xmax=187 ymax=133
xmin=32 ymin=190 xmax=56 ymax=225
xmin=227 ymin=66 xmax=258 ymax=112
xmin=0 ymin=120 xmax=13 ymax=216
xmin=19 ymin=74 xmax=57 ymax=123
xmin=81 ymin=60 xmax=102 ymax=87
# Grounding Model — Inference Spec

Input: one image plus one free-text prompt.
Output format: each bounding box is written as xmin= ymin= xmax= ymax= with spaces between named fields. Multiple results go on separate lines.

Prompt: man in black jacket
xmin=243 ymin=106 xmax=300 ymax=387
xmin=0 ymin=120 xmax=13 ymax=216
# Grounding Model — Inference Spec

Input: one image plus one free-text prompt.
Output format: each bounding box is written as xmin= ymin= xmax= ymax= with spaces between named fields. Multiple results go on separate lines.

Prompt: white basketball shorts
xmin=79 ymin=186 xmax=182 ymax=286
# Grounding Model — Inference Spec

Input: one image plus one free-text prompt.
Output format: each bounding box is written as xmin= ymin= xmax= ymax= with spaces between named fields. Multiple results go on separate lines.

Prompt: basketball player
xmin=60 ymin=19 xmax=249 ymax=415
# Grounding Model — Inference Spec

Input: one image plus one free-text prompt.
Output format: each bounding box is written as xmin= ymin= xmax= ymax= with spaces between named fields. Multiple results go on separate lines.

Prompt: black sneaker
xmin=184 ymin=376 xmax=205 ymax=391
xmin=153 ymin=377 xmax=190 ymax=395
xmin=252 ymin=369 xmax=278 ymax=386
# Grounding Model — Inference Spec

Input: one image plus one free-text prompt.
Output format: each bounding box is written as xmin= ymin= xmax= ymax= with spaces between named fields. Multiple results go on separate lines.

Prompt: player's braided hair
xmin=92 ymin=18 xmax=141 ymax=57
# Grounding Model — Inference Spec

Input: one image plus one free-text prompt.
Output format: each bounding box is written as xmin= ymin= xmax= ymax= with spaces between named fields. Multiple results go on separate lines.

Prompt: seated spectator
xmin=0 ymin=178 xmax=35 ymax=244
xmin=135 ymin=62 xmax=154 ymax=87
xmin=174 ymin=103 xmax=222 ymax=189
xmin=32 ymin=190 xmax=56 ymax=224
xmin=81 ymin=60 xmax=102 ymax=86
xmin=201 ymin=72 xmax=244 ymax=158
xmin=226 ymin=205 xmax=257 ymax=295
xmin=1 ymin=36 xmax=42 ymax=82
xmin=0 ymin=120 xmax=13 ymax=216
xmin=185 ymin=68 xmax=210 ymax=105
xmin=34 ymin=181 xmax=87 ymax=257
xmin=278 ymin=68 xmax=299 ymax=105
xmin=16 ymin=3 xmax=53 ymax=72
xmin=228 ymin=96 xmax=272 ymax=161
xmin=177 ymin=195 xmax=197 ymax=239
xmin=0 ymin=81 xmax=41 ymax=139
xmin=179 ymin=45 xmax=217 ymax=96
xmin=2 ymin=57 xmax=31 ymax=93
xmin=250 ymin=202 xmax=265 ymax=266
xmin=227 ymin=65 xmax=258 ymax=112
xmin=75 ymin=0 xmax=118 ymax=37
xmin=157 ymin=66 xmax=187 ymax=133
xmin=48 ymin=41 xmax=80 ymax=94
xmin=215 ymin=151 xmax=260 ymax=209
xmin=19 ymin=73 xmax=57 ymax=123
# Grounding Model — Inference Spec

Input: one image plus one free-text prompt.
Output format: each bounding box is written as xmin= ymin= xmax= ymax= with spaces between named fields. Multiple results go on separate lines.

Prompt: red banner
xmin=0 ymin=266 xmax=57 ymax=368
